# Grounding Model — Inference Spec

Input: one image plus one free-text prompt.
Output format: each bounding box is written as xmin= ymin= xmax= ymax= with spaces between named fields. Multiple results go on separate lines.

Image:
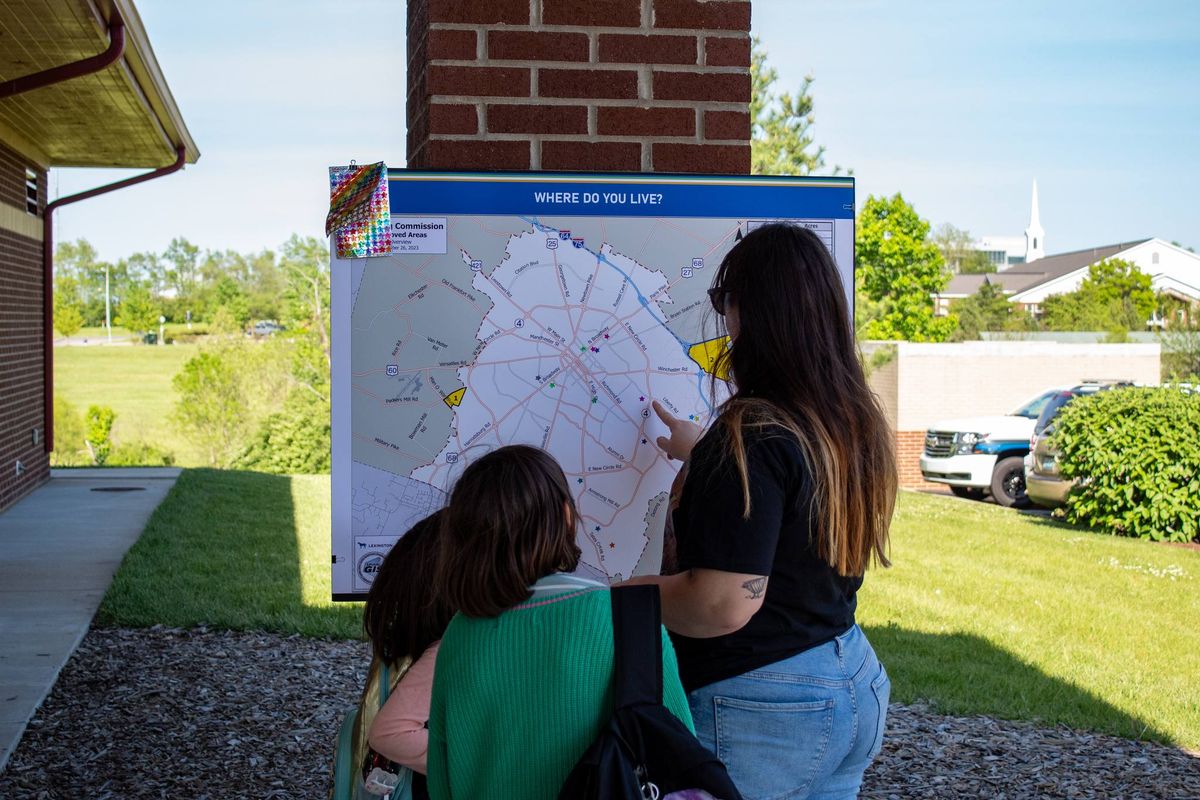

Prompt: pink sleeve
xmin=368 ymin=640 xmax=439 ymax=774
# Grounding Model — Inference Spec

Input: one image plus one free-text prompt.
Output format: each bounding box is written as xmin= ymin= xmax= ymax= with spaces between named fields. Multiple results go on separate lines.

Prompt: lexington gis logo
xmin=357 ymin=552 xmax=385 ymax=584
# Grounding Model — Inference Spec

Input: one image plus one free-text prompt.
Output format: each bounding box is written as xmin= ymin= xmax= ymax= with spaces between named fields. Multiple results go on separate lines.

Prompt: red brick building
xmin=0 ymin=0 xmax=198 ymax=511
xmin=406 ymin=0 xmax=752 ymax=173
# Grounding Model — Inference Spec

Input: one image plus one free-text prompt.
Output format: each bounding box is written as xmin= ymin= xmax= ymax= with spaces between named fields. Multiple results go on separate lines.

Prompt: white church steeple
xmin=1025 ymin=180 xmax=1045 ymax=263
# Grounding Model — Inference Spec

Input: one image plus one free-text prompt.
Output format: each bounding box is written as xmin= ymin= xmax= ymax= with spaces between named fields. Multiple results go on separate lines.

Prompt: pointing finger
xmin=652 ymin=400 xmax=678 ymax=429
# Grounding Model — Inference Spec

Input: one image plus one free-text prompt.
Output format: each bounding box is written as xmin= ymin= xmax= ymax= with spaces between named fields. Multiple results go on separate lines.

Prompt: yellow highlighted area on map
xmin=688 ymin=336 xmax=731 ymax=380
xmin=443 ymin=387 xmax=467 ymax=408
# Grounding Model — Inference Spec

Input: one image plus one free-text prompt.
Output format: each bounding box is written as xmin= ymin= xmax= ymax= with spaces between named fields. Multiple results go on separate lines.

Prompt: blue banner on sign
xmin=386 ymin=170 xmax=854 ymax=219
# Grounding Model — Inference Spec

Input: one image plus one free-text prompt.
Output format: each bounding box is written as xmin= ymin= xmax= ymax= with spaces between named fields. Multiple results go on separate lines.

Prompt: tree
xmin=208 ymin=305 xmax=242 ymax=336
xmin=932 ymin=223 xmax=995 ymax=275
xmin=952 ymin=280 xmax=1012 ymax=340
xmin=280 ymin=235 xmax=331 ymax=369
xmin=1160 ymin=324 xmax=1200 ymax=379
xmin=245 ymin=248 xmax=284 ymax=321
xmin=163 ymin=237 xmax=200 ymax=309
xmin=1081 ymin=258 xmax=1156 ymax=327
xmin=54 ymin=239 xmax=124 ymax=325
xmin=52 ymin=275 xmax=85 ymax=338
xmin=212 ymin=276 xmax=252 ymax=328
xmin=856 ymin=193 xmax=956 ymax=341
xmin=171 ymin=351 xmax=251 ymax=467
xmin=959 ymin=250 xmax=996 ymax=274
xmin=84 ymin=405 xmax=115 ymax=465
xmin=51 ymin=397 xmax=88 ymax=466
xmin=750 ymin=38 xmax=842 ymax=176
xmin=236 ymin=391 xmax=331 ymax=474
xmin=932 ymin=223 xmax=972 ymax=274
xmin=115 ymin=284 xmax=160 ymax=337
xmin=1041 ymin=258 xmax=1155 ymax=333
xmin=121 ymin=251 xmax=167 ymax=295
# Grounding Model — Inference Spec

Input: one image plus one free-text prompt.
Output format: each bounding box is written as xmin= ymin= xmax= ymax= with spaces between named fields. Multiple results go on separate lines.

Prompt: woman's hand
xmin=653 ymin=401 xmax=702 ymax=463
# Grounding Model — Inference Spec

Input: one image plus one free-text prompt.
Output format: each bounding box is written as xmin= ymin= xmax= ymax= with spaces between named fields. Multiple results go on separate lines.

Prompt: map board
xmin=331 ymin=171 xmax=855 ymax=599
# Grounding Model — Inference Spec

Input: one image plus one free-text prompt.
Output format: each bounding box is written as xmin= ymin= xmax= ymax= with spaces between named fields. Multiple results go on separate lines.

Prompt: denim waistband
xmin=742 ymin=624 xmax=878 ymax=687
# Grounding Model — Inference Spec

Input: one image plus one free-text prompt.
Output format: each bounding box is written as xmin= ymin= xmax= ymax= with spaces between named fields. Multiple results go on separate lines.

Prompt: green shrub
xmin=171 ymin=351 xmax=250 ymax=467
xmin=85 ymin=405 xmax=116 ymax=465
xmin=51 ymin=397 xmax=89 ymax=466
xmin=235 ymin=391 xmax=330 ymax=474
xmin=1053 ymin=387 xmax=1200 ymax=542
xmin=107 ymin=441 xmax=176 ymax=467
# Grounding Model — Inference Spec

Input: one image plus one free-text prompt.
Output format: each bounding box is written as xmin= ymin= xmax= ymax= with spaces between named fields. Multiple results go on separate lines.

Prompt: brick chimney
xmin=406 ymin=0 xmax=751 ymax=174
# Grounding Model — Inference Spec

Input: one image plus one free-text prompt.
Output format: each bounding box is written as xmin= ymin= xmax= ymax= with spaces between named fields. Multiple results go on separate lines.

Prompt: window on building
xmin=1152 ymin=251 xmax=1160 ymax=265
xmin=25 ymin=168 xmax=39 ymax=215
xmin=1007 ymin=255 xmax=1026 ymax=266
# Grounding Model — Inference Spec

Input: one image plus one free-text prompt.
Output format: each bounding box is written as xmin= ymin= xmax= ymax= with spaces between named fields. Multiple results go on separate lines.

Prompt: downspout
xmin=0 ymin=7 xmax=182 ymax=454
xmin=42 ymin=144 xmax=187 ymax=452
xmin=0 ymin=11 xmax=125 ymax=99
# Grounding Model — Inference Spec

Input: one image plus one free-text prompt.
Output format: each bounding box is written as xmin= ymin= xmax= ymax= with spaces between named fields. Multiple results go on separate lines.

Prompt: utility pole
xmin=104 ymin=263 xmax=112 ymax=344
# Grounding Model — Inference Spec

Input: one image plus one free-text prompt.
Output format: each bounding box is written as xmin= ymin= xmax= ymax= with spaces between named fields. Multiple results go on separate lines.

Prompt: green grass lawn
xmin=54 ymin=344 xmax=204 ymax=465
xmin=99 ymin=472 xmax=1200 ymax=750
xmin=70 ymin=323 xmax=211 ymax=341
xmin=860 ymin=493 xmax=1199 ymax=750
xmin=99 ymin=469 xmax=360 ymax=638
xmin=72 ymin=325 xmax=134 ymax=342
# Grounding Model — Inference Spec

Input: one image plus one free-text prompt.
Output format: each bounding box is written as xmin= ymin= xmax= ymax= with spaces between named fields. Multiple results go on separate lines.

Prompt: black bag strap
xmin=611 ymin=584 xmax=663 ymax=709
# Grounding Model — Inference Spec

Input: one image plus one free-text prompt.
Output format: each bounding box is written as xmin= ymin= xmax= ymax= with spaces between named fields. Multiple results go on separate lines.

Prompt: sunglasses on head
xmin=708 ymin=287 xmax=734 ymax=315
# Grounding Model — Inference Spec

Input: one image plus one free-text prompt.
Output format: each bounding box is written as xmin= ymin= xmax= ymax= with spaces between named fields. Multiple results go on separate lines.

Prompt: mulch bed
xmin=2 ymin=627 xmax=1197 ymax=799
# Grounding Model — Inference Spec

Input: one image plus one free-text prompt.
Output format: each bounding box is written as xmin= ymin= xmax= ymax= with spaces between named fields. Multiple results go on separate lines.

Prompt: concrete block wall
xmin=406 ymin=0 xmax=752 ymax=172
xmin=0 ymin=141 xmax=50 ymax=512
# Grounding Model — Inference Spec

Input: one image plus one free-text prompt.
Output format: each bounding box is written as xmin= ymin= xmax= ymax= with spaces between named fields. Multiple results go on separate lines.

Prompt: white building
xmin=968 ymin=181 xmax=1044 ymax=270
xmin=935 ymin=179 xmax=1200 ymax=320
xmin=1024 ymin=180 xmax=1045 ymax=263
xmin=971 ymin=234 xmax=1027 ymax=270
xmin=936 ymin=238 xmax=1200 ymax=318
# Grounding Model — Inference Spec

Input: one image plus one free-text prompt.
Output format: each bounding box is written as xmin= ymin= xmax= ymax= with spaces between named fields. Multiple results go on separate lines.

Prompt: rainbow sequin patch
xmin=328 ymin=163 xmax=391 ymax=259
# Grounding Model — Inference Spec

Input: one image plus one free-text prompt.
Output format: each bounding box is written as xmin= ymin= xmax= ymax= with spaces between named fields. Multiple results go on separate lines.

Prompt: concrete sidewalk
xmin=0 ymin=468 xmax=180 ymax=771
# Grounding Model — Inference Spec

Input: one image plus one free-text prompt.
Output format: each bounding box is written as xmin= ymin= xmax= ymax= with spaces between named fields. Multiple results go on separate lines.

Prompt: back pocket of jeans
xmin=714 ymin=695 xmax=834 ymax=800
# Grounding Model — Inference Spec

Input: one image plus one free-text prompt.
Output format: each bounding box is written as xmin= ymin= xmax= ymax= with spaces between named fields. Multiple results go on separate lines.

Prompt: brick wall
xmin=0 ymin=141 xmax=49 ymax=512
xmin=0 ymin=142 xmax=45 ymax=210
xmin=407 ymin=0 xmax=751 ymax=172
xmin=895 ymin=430 xmax=937 ymax=490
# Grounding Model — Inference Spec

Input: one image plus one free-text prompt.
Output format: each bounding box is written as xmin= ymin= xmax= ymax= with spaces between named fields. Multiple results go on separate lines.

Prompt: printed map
xmin=343 ymin=215 xmax=744 ymax=591
xmin=331 ymin=173 xmax=855 ymax=598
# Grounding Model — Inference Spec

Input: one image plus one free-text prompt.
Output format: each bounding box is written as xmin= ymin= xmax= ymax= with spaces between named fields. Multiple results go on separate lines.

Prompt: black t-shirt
xmin=669 ymin=420 xmax=861 ymax=691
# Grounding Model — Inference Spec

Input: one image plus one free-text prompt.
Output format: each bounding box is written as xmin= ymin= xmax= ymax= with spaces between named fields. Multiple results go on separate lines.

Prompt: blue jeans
xmin=688 ymin=625 xmax=890 ymax=800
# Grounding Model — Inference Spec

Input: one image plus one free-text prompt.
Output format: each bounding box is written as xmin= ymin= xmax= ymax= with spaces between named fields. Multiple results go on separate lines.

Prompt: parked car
xmin=247 ymin=320 xmax=284 ymax=337
xmin=919 ymin=389 xmax=1063 ymax=508
xmin=1025 ymin=381 xmax=1135 ymax=508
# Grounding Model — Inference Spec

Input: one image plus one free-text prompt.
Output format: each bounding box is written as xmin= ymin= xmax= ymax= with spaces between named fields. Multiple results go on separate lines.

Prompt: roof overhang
xmin=0 ymin=0 xmax=199 ymax=169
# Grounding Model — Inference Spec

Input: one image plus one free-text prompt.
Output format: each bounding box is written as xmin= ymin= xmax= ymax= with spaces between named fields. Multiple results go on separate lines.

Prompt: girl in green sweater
xmin=427 ymin=445 xmax=694 ymax=800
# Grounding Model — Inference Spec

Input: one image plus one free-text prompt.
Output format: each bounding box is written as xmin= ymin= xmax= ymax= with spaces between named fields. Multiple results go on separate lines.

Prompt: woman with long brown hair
xmin=626 ymin=222 xmax=897 ymax=799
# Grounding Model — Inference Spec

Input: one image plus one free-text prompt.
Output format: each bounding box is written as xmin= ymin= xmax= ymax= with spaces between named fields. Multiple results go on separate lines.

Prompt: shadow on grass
xmin=101 ymin=471 xmax=1181 ymax=745
xmin=864 ymin=624 xmax=1173 ymax=745
xmin=98 ymin=468 xmax=361 ymax=640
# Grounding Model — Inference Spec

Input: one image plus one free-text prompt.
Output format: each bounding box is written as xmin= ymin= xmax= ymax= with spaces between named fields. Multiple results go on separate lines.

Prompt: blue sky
xmin=51 ymin=0 xmax=1199 ymax=260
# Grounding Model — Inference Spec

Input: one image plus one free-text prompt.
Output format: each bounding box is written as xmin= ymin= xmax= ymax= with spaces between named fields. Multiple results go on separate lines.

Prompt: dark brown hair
xmin=710 ymin=223 xmax=897 ymax=576
xmin=362 ymin=510 xmax=454 ymax=665
xmin=436 ymin=445 xmax=581 ymax=618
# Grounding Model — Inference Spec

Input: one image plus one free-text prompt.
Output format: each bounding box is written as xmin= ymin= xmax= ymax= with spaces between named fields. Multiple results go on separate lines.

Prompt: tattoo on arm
xmin=742 ymin=576 xmax=767 ymax=600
